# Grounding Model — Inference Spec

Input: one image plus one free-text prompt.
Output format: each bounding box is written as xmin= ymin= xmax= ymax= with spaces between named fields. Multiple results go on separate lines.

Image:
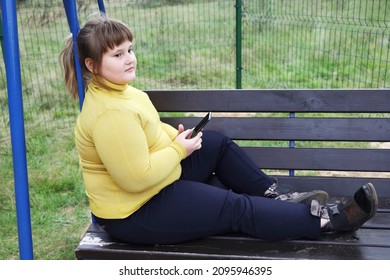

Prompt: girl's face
xmin=100 ymin=40 xmax=137 ymax=85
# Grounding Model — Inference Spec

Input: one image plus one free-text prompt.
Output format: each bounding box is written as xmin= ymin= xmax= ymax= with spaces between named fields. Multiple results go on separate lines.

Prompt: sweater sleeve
xmin=161 ymin=122 xmax=178 ymax=140
xmin=92 ymin=109 xmax=187 ymax=193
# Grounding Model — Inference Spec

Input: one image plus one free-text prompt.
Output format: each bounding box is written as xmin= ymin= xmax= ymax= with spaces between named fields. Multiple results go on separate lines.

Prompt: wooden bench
xmin=75 ymin=89 xmax=390 ymax=260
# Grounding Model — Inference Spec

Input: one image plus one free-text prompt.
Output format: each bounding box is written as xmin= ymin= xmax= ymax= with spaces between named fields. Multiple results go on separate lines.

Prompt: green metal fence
xmin=0 ymin=0 xmax=389 ymax=136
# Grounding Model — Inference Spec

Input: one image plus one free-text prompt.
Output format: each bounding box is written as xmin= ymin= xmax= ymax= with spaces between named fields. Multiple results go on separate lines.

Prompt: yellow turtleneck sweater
xmin=75 ymin=76 xmax=187 ymax=219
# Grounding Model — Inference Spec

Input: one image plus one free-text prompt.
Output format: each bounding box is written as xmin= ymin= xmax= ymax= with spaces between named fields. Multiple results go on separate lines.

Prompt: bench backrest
xmin=147 ymin=89 xmax=390 ymax=206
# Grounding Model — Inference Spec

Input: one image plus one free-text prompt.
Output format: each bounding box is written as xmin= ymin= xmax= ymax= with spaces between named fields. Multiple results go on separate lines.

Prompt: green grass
xmin=0 ymin=127 xmax=90 ymax=260
xmin=0 ymin=0 xmax=389 ymax=259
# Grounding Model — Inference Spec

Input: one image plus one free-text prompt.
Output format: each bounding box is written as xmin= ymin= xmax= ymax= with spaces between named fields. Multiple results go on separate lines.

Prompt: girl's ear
xmin=85 ymin=58 xmax=95 ymax=73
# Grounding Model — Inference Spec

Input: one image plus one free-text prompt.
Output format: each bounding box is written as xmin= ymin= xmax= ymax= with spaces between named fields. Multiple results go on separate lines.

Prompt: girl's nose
xmin=125 ymin=52 xmax=133 ymax=63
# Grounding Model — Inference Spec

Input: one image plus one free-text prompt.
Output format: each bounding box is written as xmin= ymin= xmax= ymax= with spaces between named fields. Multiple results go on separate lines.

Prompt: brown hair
xmin=60 ymin=14 xmax=133 ymax=99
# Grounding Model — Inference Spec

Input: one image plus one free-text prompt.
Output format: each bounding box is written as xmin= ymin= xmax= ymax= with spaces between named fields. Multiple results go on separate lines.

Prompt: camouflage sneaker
xmin=264 ymin=183 xmax=329 ymax=204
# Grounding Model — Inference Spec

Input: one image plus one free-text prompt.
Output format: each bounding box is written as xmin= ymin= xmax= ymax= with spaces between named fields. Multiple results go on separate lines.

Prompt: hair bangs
xmin=97 ymin=20 xmax=133 ymax=54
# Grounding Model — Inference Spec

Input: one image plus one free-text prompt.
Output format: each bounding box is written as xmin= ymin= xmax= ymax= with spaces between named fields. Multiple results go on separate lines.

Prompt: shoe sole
xmin=362 ymin=182 xmax=378 ymax=219
xmin=289 ymin=190 xmax=329 ymax=204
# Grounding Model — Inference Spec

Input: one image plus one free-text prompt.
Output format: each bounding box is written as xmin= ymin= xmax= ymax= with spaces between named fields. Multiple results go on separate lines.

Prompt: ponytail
xmin=60 ymin=35 xmax=86 ymax=100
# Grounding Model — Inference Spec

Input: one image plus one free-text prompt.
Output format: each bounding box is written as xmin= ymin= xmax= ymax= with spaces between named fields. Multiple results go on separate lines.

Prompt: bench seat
xmin=75 ymin=89 xmax=390 ymax=260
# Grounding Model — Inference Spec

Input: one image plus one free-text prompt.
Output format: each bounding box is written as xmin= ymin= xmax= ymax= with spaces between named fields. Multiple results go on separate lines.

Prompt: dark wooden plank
xmin=148 ymin=89 xmax=390 ymax=113
xmin=76 ymin=222 xmax=390 ymax=260
xmin=76 ymin=239 xmax=390 ymax=260
xmin=364 ymin=212 xmax=390 ymax=229
xmin=161 ymin=117 xmax=390 ymax=141
xmin=206 ymin=175 xmax=390 ymax=201
xmin=274 ymin=176 xmax=390 ymax=200
xmin=242 ymin=147 xmax=390 ymax=172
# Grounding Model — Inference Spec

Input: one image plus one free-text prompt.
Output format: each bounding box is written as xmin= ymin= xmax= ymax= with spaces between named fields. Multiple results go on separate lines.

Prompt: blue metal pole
xmin=97 ymin=0 xmax=106 ymax=13
xmin=1 ymin=0 xmax=34 ymax=259
xmin=63 ymin=0 xmax=85 ymax=109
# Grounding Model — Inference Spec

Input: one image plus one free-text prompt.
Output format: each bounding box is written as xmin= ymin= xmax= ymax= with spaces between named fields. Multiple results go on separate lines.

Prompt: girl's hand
xmin=175 ymin=124 xmax=203 ymax=156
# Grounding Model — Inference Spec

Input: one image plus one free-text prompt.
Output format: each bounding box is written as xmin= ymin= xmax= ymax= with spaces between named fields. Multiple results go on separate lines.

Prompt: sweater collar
xmin=91 ymin=74 xmax=129 ymax=92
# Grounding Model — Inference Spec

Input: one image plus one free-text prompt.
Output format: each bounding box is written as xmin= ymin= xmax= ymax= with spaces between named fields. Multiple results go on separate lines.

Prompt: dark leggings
xmin=93 ymin=130 xmax=320 ymax=244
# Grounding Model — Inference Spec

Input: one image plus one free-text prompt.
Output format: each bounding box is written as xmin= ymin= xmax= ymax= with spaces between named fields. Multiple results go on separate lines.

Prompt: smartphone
xmin=190 ymin=112 xmax=212 ymax=138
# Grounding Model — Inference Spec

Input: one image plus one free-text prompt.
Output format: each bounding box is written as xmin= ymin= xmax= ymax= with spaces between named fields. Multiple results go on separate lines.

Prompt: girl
xmin=61 ymin=14 xmax=377 ymax=244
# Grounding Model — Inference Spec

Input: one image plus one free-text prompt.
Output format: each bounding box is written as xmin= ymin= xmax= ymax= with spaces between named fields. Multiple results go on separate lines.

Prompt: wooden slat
xmin=241 ymin=147 xmax=390 ymax=172
xmin=77 ymin=237 xmax=390 ymax=260
xmin=275 ymin=176 xmax=390 ymax=200
xmin=364 ymin=212 xmax=390 ymax=229
xmin=161 ymin=117 xmax=390 ymax=141
xmin=148 ymin=89 xmax=390 ymax=113
xmin=207 ymin=175 xmax=390 ymax=201
xmin=76 ymin=222 xmax=390 ymax=260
